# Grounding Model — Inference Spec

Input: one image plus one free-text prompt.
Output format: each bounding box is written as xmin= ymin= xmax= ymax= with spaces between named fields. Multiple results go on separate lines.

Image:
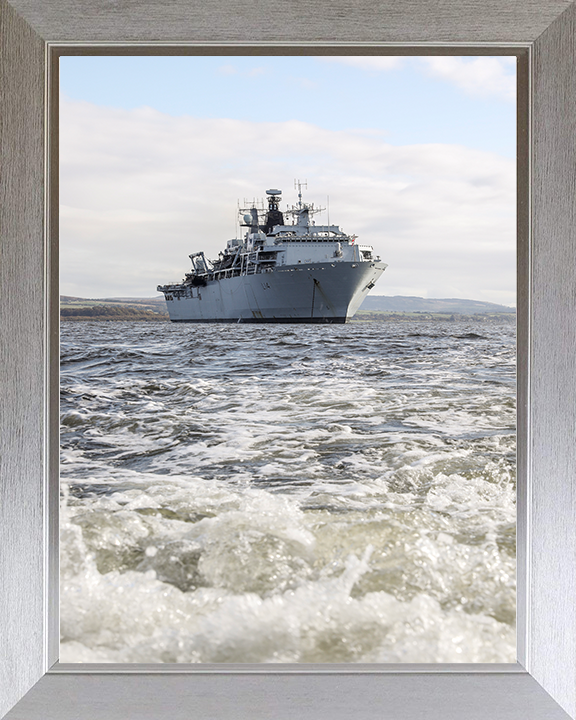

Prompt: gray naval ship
xmin=157 ymin=184 xmax=387 ymax=323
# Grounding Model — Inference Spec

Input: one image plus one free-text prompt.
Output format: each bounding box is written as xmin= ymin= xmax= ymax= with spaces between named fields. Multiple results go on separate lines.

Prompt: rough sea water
xmin=60 ymin=319 xmax=516 ymax=663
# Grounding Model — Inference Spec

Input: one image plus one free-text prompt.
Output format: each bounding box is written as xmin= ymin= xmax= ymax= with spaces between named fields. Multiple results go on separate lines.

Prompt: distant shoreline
xmin=352 ymin=311 xmax=515 ymax=323
xmin=59 ymin=309 xmax=515 ymax=323
xmin=59 ymin=295 xmax=516 ymax=322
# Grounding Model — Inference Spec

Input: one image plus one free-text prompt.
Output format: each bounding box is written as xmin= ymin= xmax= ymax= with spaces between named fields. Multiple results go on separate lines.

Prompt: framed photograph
xmin=56 ymin=51 xmax=518 ymax=668
xmin=1 ymin=1 xmax=575 ymax=719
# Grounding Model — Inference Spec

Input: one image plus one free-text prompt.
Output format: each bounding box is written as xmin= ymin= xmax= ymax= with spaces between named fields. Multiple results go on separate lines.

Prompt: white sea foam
xmin=60 ymin=320 xmax=516 ymax=663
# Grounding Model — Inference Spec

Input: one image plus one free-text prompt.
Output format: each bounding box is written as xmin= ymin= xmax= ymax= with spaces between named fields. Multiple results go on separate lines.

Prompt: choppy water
xmin=60 ymin=320 xmax=516 ymax=663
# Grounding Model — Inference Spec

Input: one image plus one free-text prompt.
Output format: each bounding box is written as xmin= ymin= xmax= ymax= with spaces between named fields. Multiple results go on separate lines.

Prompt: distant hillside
xmin=359 ymin=295 xmax=515 ymax=315
xmin=60 ymin=294 xmax=515 ymax=321
xmin=60 ymin=295 xmax=168 ymax=321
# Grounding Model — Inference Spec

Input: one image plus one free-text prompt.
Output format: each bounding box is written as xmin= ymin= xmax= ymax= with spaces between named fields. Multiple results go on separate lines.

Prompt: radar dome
xmin=266 ymin=189 xmax=282 ymax=195
xmin=243 ymin=214 xmax=253 ymax=225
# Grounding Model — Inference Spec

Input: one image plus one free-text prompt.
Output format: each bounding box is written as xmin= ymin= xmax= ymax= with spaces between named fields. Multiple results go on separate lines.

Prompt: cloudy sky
xmin=60 ymin=55 xmax=516 ymax=305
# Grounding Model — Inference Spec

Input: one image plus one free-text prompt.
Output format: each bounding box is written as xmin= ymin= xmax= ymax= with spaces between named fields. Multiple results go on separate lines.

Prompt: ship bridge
xmin=268 ymin=224 xmax=347 ymax=240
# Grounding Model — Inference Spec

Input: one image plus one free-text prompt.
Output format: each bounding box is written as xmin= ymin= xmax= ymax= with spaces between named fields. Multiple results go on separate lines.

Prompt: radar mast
xmin=294 ymin=179 xmax=307 ymax=209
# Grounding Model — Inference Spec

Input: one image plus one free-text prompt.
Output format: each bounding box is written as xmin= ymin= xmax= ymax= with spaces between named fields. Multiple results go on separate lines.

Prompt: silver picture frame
xmin=1 ymin=1 xmax=575 ymax=717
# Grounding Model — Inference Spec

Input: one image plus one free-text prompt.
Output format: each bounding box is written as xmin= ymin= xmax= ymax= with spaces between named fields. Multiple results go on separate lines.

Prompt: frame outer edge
xmin=531 ymin=2 xmax=576 ymax=717
xmin=0 ymin=0 xmax=47 ymax=717
xmin=2 ymin=0 xmax=575 ymax=43
xmin=1 ymin=0 xmax=576 ymax=718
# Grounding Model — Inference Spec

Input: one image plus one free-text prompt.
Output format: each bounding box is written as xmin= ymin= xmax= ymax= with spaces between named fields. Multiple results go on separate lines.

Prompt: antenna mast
xmin=294 ymin=179 xmax=307 ymax=209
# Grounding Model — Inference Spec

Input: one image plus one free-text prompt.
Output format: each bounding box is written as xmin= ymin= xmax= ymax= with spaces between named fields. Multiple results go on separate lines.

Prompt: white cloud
xmin=319 ymin=56 xmax=405 ymax=72
xmin=217 ymin=64 xmax=237 ymax=75
xmin=59 ymin=98 xmax=515 ymax=305
xmin=318 ymin=56 xmax=516 ymax=101
xmin=420 ymin=57 xmax=516 ymax=101
xmin=217 ymin=64 xmax=266 ymax=77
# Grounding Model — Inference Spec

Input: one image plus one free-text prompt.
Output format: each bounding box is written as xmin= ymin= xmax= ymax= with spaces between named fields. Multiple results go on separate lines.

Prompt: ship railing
xmin=241 ymin=263 xmax=264 ymax=275
xmin=274 ymin=235 xmax=349 ymax=244
xmin=213 ymin=268 xmax=243 ymax=281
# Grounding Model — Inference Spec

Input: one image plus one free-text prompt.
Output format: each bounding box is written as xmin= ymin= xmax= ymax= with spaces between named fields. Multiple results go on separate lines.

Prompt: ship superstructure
xmin=157 ymin=183 xmax=387 ymax=323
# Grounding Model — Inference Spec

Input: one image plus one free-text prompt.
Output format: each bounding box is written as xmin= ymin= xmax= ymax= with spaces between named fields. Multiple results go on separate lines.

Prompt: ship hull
xmin=165 ymin=261 xmax=386 ymax=323
xmin=171 ymin=316 xmax=348 ymax=324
